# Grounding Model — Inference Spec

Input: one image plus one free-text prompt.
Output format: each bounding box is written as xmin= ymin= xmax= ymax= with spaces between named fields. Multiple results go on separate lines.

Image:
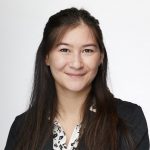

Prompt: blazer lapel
xmin=43 ymin=136 xmax=53 ymax=150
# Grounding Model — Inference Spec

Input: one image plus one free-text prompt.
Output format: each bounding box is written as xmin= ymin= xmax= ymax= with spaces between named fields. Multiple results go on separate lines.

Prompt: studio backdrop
xmin=0 ymin=0 xmax=150 ymax=149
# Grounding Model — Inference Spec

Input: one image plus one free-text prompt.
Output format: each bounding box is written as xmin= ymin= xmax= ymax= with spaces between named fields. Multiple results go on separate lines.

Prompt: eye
xmin=83 ymin=49 xmax=94 ymax=53
xmin=59 ymin=48 xmax=70 ymax=53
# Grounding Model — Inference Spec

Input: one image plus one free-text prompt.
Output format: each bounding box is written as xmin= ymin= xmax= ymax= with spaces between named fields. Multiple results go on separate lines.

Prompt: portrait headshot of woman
xmin=3 ymin=7 xmax=149 ymax=150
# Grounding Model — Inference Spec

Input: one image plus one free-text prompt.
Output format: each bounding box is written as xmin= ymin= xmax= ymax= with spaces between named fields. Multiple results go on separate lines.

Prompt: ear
xmin=99 ymin=53 xmax=104 ymax=66
xmin=45 ymin=54 xmax=50 ymax=66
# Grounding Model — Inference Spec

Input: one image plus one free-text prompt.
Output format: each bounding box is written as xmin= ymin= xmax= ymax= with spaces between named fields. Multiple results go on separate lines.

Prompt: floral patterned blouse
xmin=52 ymin=105 xmax=96 ymax=150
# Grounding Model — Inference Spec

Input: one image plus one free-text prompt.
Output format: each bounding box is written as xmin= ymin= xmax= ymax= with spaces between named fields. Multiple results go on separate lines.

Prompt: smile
xmin=65 ymin=73 xmax=86 ymax=77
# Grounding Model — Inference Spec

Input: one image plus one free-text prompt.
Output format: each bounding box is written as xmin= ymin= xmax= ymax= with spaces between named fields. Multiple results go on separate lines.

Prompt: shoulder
xmin=10 ymin=112 xmax=26 ymax=133
xmin=116 ymin=98 xmax=147 ymax=126
xmin=115 ymin=98 xmax=149 ymax=148
xmin=5 ymin=112 xmax=26 ymax=150
xmin=116 ymin=98 xmax=143 ymax=119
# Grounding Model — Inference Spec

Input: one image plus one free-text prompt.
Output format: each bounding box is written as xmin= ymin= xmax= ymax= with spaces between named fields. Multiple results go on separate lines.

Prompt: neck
xmin=56 ymin=86 xmax=91 ymax=122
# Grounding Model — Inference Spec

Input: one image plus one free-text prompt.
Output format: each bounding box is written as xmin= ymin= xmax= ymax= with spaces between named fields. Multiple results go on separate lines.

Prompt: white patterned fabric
xmin=52 ymin=105 xmax=96 ymax=150
xmin=53 ymin=120 xmax=81 ymax=150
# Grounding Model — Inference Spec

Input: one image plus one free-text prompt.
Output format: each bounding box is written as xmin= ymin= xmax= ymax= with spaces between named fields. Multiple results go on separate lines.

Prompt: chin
xmin=65 ymin=84 xmax=90 ymax=93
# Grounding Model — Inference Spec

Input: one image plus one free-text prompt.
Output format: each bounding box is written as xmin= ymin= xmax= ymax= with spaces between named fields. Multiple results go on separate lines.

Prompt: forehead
xmin=55 ymin=23 xmax=97 ymax=46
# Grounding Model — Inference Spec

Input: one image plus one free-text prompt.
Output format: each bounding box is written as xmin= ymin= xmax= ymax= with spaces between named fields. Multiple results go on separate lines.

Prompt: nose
xmin=69 ymin=52 xmax=83 ymax=70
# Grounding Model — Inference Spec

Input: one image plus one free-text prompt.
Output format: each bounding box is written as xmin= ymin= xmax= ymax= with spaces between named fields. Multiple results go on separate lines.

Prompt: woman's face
xmin=46 ymin=23 xmax=103 ymax=93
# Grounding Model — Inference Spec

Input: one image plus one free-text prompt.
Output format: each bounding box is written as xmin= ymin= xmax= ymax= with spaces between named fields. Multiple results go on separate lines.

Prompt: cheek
xmin=90 ymin=62 xmax=99 ymax=70
xmin=49 ymin=56 xmax=66 ymax=71
xmin=85 ymin=57 xmax=100 ymax=80
xmin=90 ymin=65 xmax=99 ymax=78
xmin=86 ymin=56 xmax=100 ymax=71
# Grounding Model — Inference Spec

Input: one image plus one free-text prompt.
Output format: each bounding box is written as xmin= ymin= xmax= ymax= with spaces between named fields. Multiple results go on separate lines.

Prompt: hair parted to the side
xmin=16 ymin=7 xmax=135 ymax=150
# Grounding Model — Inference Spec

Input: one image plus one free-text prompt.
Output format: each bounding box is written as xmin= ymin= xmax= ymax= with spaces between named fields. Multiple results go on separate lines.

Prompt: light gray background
xmin=0 ymin=0 xmax=150 ymax=149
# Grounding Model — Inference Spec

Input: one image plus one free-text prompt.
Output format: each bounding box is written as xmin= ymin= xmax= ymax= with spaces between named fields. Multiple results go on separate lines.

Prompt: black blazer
xmin=5 ymin=99 xmax=150 ymax=150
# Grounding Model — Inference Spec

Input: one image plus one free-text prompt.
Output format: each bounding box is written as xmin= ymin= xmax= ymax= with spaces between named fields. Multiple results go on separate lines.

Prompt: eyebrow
xmin=56 ymin=42 xmax=98 ymax=48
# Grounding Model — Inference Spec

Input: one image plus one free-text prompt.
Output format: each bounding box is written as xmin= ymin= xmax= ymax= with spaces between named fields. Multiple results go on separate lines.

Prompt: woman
xmin=5 ymin=7 xmax=149 ymax=150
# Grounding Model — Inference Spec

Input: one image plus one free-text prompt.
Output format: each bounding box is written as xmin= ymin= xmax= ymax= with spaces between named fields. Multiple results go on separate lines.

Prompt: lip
xmin=65 ymin=73 xmax=86 ymax=76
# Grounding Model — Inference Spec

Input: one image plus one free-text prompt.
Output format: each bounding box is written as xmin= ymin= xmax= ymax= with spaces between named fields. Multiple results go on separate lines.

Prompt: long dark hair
xmin=16 ymin=7 xmax=134 ymax=150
